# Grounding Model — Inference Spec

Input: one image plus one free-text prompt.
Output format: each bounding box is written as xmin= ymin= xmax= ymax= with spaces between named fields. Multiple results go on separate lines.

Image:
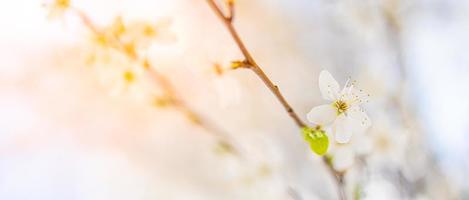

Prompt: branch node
xmin=226 ymin=0 xmax=235 ymax=21
xmin=231 ymin=60 xmax=250 ymax=69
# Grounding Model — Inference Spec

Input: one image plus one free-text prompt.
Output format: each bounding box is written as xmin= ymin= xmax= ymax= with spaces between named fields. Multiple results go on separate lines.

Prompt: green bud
xmin=301 ymin=127 xmax=329 ymax=156
xmin=354 ymin=184 xmax=363 ymax=200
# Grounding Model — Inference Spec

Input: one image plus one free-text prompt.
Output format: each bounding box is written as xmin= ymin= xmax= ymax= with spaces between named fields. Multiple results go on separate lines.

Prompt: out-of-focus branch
xmin=323 ymin=157 xmax=347 ymax=200
xmin=205 ymin=1 xmax=346 ymax=199
xmin=67 ymin=6 xmax=239 ymax=155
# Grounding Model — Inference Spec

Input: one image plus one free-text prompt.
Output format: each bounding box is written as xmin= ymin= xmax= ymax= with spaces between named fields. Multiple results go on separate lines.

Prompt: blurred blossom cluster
xmin=0 ymin=0 xmax=468 ymax=199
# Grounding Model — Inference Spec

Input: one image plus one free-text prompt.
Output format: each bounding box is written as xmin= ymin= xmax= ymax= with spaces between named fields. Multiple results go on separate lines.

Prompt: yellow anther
xmin=143 ymin=25 xmax=156 ymax=37
xmin=123 ymin=70 xmax=135 ymax=82
xmin=333 ymin=100 xmax=348 ymax=115
xmin=55 ymin=0 xmax=70 ymax=9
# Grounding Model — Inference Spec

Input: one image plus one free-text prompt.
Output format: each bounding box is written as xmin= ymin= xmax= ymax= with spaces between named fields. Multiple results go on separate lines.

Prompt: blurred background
xmin=1 ymin=0 xmax=468 ymax=199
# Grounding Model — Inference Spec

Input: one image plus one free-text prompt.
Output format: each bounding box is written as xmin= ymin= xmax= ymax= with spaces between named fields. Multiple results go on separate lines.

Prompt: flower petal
xmin=348 ymin=106 xmax=372 ymax=131
xmin=319 ymin=70 xmax=340 ymax=101
xmin=307 ymin=104 xmax=337 ymax=125
xmin=333 ymin=115 xmax=353 ymax=143
xmin=343 ymin=87 xmax=370 ymax=107
xmin=333 ymin=107 xmax=371 ymax=143
xmin=353 ymin=131 xmax=372 ymax=155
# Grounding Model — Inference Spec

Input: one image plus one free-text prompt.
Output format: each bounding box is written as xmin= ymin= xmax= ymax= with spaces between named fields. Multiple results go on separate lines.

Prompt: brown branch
xmin=206 ymin=1 xmax=347 ymax=198
xmin=323 ymin=157 xmax=347 ymax=200
xmin=226 ymin=0 xmax=235 ymax=22
xmin=205 ymin=0 xmax=306 ymax=128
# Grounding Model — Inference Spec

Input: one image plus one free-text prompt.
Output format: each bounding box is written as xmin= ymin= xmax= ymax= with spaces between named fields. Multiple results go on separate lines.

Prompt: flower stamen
xmin=333 ymin=100 xmax=348 ymax=115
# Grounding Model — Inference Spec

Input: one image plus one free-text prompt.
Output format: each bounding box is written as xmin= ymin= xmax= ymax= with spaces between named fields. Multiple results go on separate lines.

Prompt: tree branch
xmin=205 ymin=1 xmax=347 ymax=199
xmin=205 ymin=0 xmax=306 ymax=128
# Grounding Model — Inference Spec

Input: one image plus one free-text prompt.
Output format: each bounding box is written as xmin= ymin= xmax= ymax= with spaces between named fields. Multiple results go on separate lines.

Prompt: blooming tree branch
xmin=38 ymin=1 xmax=459 ymax=199
xmin=205 ymin=0 xmax=306 ymax=128
xmin=205 ymin=0 xmax=350 ymax=199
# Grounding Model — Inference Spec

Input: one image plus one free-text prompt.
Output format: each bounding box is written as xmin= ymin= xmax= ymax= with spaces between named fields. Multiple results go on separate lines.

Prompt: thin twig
xmin=205 ymin=0 xmax=306 ymax=128
xmin=323 ymin=157 xmax=347 ymax=200
xmin=205 ymin=1 xmax=347 ymax=198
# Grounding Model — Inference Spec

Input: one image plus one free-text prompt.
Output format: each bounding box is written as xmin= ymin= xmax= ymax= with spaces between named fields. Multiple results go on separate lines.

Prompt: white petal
xmin=348 ymin=106 xmax=372 ymax=131
xmin=353 ymin=87 xmax=370 ymax=104
xmin=353 ymin=132 xmax=372 ymax=155
xmin=332 ymin=145 xmax=355 ymax=171
xmin=306 ymin=104 xmax=337 ymax=125
xmin=333 ymin=115 xmax=353 ymax=143
xmin=343 ymin=87 xmax=370 ymax=107
xmin=333 ymin=107 xmax=371 ymax=143
xmin=319 ymin=70 xmax=340 ymax=101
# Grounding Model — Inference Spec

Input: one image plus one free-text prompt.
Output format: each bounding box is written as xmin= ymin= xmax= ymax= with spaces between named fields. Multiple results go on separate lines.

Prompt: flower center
xmin=333 ymin=100 xmax=348 ymax=115
xmin=143 ymin=25 xmax=157 ymax=37
xmin=55 ymin=0 xmax=70 ymax=8
xmin=123 ymin=70 xmax=135 ymax=83
xmin=376 ymin=134 xmax=390 ymax=152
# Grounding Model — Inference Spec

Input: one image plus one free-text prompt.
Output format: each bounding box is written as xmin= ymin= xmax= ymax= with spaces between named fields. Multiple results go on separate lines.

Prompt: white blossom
xmin=307 ymin=70 xmax=371 ymax=143
xmin=326 ymin=130 xmax=368 ymax=172
xmin=43 ymin=0 xmax=70 ymax=19
xmin=366 ymin=116 xmax=408 ymax=168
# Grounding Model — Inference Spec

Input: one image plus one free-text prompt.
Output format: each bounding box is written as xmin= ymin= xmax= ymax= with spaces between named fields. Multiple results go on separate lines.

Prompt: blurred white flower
xmin=307 ymin=70 xmax=371 ymax=143
xmin=366 ymin=116 xmax=408 ymax=168
xmin=78 ymin=15 xmax=176 ymax=64
xmin=108 ymin=66 xmax=154 ymax=101
xmin=78 ymin=15 xmax=177 ymax=104
xmin=331 ymin=144 xmax=355 ymax=172
xmin=43 ymin=0 xmax=70 ymax=19
xmin=328 ymin=115 xmax=408 ymax=172
xmin=118 ymin=17 xmax=177 ymax=50
xmin=89 ymin=52 xmax=159 ymax=103
xmin=362 ymin=178 xmax=400 ymax=200
xmin=327 ymin=131 xmax=369 ymax=172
